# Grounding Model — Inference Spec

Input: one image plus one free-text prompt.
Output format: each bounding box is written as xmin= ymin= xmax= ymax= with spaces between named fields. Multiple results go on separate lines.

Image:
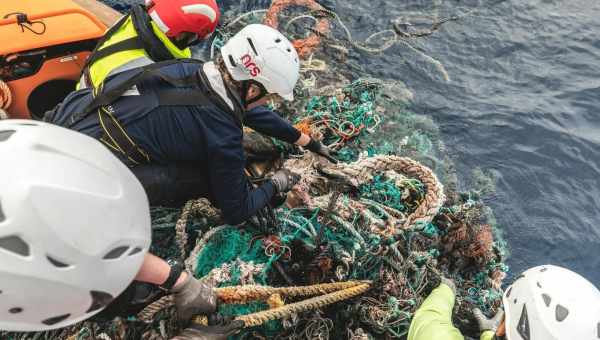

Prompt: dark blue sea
xmin=103 ymin=0 xmax=600 ymax=286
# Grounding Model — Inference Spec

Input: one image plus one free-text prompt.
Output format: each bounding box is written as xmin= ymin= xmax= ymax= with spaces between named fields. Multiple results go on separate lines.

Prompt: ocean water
xmin=102 ymin=0 xmax=600 ymax=286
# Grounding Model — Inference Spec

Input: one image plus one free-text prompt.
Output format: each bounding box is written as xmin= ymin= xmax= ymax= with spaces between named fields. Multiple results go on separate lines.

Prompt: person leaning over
xmin=46 ymin=24 xmax=336 ymax=226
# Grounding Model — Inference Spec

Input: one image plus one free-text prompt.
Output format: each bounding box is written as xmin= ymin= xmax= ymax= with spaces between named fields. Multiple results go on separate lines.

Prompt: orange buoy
xmin=264 ymin=0 xmax=330 ymax=58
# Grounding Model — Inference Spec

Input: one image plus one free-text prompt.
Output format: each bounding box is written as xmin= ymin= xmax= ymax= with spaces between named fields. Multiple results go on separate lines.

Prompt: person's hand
xmin=473 ymin=307 xmax=504 ymax=334
xmin=171 ymin=271 xmax=218 ymax=323
xmin=305 ymin=139 xmax=338 ymax=164
xmin=171 ymin=320 xmax=244 ymax=340
xmin=270 ymin=169 xmax=301 ymax=193
xmin=440 ymin=276 xmax=456 ymax=295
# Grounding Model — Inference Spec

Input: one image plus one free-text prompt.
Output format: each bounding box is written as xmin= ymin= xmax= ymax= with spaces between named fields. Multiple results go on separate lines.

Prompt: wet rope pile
xmin=1 ymin=78 xmax=507 ymax=340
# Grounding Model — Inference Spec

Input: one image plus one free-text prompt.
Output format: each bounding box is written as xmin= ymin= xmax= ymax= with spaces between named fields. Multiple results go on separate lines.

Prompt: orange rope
xmin=264 ymin=0 xmax=330 ymax=58
xmin=294 ymin=118 xmax=313 ymax=135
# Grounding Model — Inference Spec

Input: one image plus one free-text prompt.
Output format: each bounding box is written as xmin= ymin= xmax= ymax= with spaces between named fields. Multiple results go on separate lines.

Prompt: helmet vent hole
xmin=247 ymin=38 xmax=258 ymax=55
xmin=128 ymin=247 xmax=143 ymax=256
xmin=596 ymin=322 xmax=599 ymax=338
xmin=517 ymin=304 xmax=531 ymax=340
xmin=0 ymin=236 xmax=30 ymax=257
xmin=0 ymin=130 xmax=15 ymax=142
xmin=542 ymin=293 xmax=551 ymax=307
xmin=42 ymin=314 xmax=71 ymax=326
xmin=540 ymin=267 xmax=548 ymax=272
xmin=287 ymin=48 xmax=291 ymax=52
xmin=555 ymin=304 xmax=569 ymax=322
xmin=505 ymin=286 xmax=513 ymax=298
xmin=513 ymin=298 xmax=517 ymax=304
xmin=536 ymin=282 xmax=542 ymax=288
xmin=228 ymin=55 xmax=237 ymax=67
xmin=103 ymin=246 xmax=129 ymax=260
xmin=9 ymin=307 xmax=23 ymax=314
xmin=86 ymin=291 xmax=114 ymax=313
xmin=275 ymin=38 xmax=281 ymax=43
xmin=0 ymin=200 xmax=5 ymax=222
xmin=47 ymin=255 xmax=71 ymax=268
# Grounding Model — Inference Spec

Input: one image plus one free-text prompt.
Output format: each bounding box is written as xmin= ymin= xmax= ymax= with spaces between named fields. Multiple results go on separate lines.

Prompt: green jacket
xmin=408 ymin=284 xmax=494 ymax=340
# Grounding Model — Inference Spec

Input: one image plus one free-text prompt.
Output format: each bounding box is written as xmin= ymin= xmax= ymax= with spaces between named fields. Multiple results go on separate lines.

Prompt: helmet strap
xmin=241 ymin=80 xmax=268 ymax=107
xmin=171 ymin=32 xmax=199 ymax=50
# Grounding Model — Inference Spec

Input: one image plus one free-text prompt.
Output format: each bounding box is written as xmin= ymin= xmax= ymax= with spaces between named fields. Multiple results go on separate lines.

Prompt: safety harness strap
xmin=69 ymin=59 xmax=204 ymax=128
xmin=98 ymin=107 xmax=150 ymax=166
xmin=129 ymin=4 xmax=174 ymax=62
xmin=85 ymin=38 xmax=145 ymax=65
xmin=80 ymin=4 xmax=175 ymax=89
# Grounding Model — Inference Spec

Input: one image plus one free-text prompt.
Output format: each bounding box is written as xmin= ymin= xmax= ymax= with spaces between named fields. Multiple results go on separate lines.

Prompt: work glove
xmin=305 ymin=139 xmax=338 ymax=164
xmin=270 ymin=169 xmax=301 ymax=193
xmin=440 ymin=276 xmax=457 ymax=295
xmin=171 ymin=271 xmax=218 ymax=324
xmin=170 ymin=320 xmax=244 ymax=340
xmin=473 ymin=307 xmax=505 ymax=334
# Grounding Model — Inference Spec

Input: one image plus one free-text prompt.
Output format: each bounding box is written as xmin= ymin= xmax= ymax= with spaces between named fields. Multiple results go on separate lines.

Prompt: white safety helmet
xmin=0 ymin=120 xmax=151 ymax=331
xmin=502 ymin=265 xmax=600 ymax=340
xmin=220 ymin=24 xmax=300 ymax=101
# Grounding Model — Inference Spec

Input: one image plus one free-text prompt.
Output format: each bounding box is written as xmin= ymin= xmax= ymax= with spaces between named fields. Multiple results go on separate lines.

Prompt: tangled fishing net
xmin=2 ymin=1 xmax=509 ymax=339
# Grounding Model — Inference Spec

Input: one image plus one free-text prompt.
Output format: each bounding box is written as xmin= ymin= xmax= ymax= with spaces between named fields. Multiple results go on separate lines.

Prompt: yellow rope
xmin=233 ymin=282 xmax=371 ymax=327
xmin=138 ymin=281 xmax=372 ymax=326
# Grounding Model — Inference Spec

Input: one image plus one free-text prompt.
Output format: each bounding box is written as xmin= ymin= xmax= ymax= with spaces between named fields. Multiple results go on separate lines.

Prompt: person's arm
xmin=244 ymin=106 xmax=338 ymax=162
xmin=407 ymin=283 xmax=465 ymax=340
xmin=208 ymin=137 xmax=276 ymax=225
xmin=243 ymin=106 xmax=302 ymax=144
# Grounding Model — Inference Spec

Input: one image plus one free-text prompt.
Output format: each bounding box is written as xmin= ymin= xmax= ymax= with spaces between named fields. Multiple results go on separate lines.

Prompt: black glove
xmin=171 ymin=271 xmax=218 ymax=324
xmin=305 ymin=139 xmax=338 ymax=164
xmin=171 ymin=320 xmax=244 ymax=340
xmin=270 ymin=169 xmax=301 ymax=193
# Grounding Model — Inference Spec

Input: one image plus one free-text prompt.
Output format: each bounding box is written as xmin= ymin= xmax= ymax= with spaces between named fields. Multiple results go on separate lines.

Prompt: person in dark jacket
xmin=46 ymin=23 xmax=335 ymax=226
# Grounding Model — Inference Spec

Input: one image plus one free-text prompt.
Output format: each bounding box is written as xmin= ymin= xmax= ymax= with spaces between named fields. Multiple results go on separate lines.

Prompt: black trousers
xmin=130 ymin=162 xmax=211 ymax=207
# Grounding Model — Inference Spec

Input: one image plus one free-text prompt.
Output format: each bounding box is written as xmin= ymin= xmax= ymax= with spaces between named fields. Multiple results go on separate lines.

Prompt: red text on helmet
xmin=241 ymin=54 xmax=261 ymax=77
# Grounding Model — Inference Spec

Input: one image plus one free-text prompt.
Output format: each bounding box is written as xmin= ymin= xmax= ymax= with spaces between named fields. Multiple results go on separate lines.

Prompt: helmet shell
xmin=221 ymin=24 xmax=300 ymax=101
xmin=147 ymin=0 xmax=220 ymax=39
xmin=503 ymin=265 xmax=600 ymax=340
xmin=0 ymin=120 xmax=151 ymax=331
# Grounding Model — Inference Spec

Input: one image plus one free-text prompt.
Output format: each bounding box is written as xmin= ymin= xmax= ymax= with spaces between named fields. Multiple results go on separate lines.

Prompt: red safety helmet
xmin=146 ymin=0 xmax=220 ymax=40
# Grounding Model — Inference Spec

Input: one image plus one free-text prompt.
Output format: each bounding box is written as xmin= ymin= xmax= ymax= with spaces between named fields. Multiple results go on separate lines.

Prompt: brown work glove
xmin=170 ymin=320 xmax=244 ymax=340
xmin=171 ymin=271 xmax=218 ymax=324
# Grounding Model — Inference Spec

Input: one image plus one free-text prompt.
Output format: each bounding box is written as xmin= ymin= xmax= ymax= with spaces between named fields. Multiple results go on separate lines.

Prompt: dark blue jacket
xmin=48 ymin=61 xmax=301 ymax=224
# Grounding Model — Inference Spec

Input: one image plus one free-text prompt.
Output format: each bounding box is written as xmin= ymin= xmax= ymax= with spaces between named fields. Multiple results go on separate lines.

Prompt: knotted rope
xmin=138 ymin=281 xmax=371 ymax=328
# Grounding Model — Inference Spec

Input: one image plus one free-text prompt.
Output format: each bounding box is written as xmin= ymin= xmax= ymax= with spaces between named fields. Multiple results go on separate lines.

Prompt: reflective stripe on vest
xmin=80 ymin=5 xmax=192 ymax=90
